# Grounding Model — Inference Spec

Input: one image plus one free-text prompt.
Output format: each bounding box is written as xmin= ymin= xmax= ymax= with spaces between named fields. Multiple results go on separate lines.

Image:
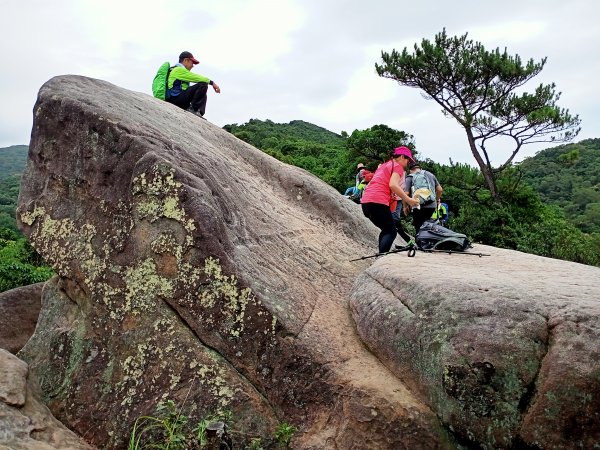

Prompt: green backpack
xmin=152 ymin=62 xmax=172 ymax=100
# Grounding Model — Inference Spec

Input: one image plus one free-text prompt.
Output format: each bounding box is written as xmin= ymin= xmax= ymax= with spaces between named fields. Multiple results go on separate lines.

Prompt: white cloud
xmin=196 ymin=0 xmax=306 ymax=71
xmin=301 ymin=62 xmax=396 ymax=123
xmin=466 ymin=21 xmax=547 ymax=46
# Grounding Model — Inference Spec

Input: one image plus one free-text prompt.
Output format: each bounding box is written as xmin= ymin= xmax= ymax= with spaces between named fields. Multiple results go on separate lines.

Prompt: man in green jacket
xmin=166 ymin=51 xmax=221 ymax=118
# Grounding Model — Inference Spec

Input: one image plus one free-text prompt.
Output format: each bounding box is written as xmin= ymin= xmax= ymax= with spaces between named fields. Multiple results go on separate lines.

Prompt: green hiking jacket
xmin=168 ymin=64 xmax=211 ymax=96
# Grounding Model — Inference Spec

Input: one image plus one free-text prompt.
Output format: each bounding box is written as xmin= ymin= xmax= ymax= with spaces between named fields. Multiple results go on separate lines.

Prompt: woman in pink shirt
xmin=361 ymin=147 xmax=420 ymax=253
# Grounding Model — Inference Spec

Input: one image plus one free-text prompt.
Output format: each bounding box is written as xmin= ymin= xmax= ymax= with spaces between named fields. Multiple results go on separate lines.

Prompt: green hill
xmin=519 ymin=138 xmax=600 ymax=233
xmin=223 ymin=119 xmax=351 ymax=190
xmin=0 ymin=144 xmax=53 ymax=291
xmin=0 ymin=145 xmax=28 ymax=180
xmin=224 ymin=119 xmax=344 ymax=146
xmin=0 ymin=145 xmax=28 ymax=233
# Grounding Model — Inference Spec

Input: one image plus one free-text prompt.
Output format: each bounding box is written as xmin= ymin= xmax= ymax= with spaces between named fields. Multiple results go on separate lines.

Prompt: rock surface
xmin=0 ymin=349 xmax=94 ymax=450
xmin=0 ymin=283 xmax=43 ymax=354
xmin=16 ymin=76 xmax=449 ymax=449
xmin=350 ymin=244 xmax=600 ymax=449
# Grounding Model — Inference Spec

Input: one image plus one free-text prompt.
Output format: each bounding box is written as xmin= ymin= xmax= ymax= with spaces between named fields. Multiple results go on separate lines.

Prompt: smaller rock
xmin=0 ymin=348 xmax=28 ymax=406
xmin=0 ymin=282 xmax=44 ymax=354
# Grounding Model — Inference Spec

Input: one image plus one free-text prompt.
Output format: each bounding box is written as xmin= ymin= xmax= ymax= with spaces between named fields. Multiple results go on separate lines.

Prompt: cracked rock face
xmin=350 ymin=245 xmax=600 ymax=449
xmin=16 ymin=75 xmax=450 ymax=449
xmin=0 ymin=349 xmax=95 ymax=449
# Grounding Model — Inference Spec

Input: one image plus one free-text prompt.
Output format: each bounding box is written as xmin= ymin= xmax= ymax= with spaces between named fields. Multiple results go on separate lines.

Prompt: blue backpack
xmin=431 ymin=202 xmax=449 ymax=225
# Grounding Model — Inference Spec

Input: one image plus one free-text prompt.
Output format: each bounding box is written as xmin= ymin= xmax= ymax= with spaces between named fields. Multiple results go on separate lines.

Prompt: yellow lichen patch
xmin=132 ymin=165 xmax=196 ymax=248
xmin=150 ymin=233 xmax=179 ymax=254
xmin=135 ymin=198 xmax=162 ymax=221
xmin=192 ymin=363 xmax=235 ymax=412
xmin=21 ymin=207 xmax=104 ymax=283
xmin=153 ymin=317 xmax=176 ymax=335
xmin=20 ymin=206 xmax=46 ymax=226
xmin=122 ymin=258 xmax=174 ymax=316
xmin=198 ymin=257 xmax=270 ymax=338
xmin=163 ymin=196 xmax=185 ymax=222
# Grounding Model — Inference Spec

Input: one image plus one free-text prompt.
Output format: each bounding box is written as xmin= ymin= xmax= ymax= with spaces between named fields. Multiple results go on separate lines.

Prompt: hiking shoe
xmin=186 ymin=108 xmax=206 ymax=119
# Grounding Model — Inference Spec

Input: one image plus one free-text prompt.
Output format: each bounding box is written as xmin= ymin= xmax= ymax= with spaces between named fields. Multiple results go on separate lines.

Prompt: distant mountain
xmin=223 ymin=119 xmax=350 ymax=191
xmin=518 ymin=138 xmax=600 ymax=233
xmin=224 ymin=119 xmax=344 ymax=147
xmin=0 ymin=145 xmax=28 ymax=181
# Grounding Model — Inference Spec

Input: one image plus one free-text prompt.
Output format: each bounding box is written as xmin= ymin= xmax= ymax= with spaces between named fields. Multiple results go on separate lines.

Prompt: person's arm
xmin=390 ymin=172 xmax=419 ymax=207
xmin=404 ymin=174 xmax=413 ymax=194
xmin=436 ymin=184 xmax=443 ymax=204
xmin=170 ymin=66 xmax=210 ymax=84
xmin=431 ymin=174 xmax=443 ymax=203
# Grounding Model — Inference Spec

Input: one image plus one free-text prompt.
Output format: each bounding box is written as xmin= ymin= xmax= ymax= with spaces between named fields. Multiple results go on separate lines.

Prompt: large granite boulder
xmin=350 ymin=245 xmax=600 ymax=449
xmin=0 ymin=282 xmax=43 ymax=354
xmin=0 ymin=348 xmax=95 ymax=449
xmin=16 ymin=76 xmax=449 ymax=449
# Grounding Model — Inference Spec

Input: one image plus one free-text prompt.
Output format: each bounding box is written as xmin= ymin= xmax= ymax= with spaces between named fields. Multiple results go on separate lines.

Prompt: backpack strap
xmin=165 ymin=66 xmax=175 ymax=100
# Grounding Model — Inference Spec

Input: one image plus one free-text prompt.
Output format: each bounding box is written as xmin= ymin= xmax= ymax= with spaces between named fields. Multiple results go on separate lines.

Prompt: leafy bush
xmin=0 ymin=236 xmax=53 ymax=292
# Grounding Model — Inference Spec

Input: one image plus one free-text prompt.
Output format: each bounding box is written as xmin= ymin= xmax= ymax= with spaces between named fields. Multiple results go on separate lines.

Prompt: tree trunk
xmin=465 ymin=128 xmax=500 ymax=201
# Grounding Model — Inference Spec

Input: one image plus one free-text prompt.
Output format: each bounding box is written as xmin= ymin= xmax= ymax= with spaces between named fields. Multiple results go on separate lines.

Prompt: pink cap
xmin=392 ymin=146 xmax=415 ymax=163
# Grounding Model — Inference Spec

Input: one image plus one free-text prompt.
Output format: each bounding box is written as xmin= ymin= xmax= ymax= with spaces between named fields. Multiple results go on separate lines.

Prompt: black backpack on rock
xmin=416 ymin=220 xmax=472 ymax=251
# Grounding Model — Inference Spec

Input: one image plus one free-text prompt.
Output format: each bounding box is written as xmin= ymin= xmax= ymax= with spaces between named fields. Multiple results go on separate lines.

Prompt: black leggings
xmin=362 ymin=202 xmax=397 ymax=253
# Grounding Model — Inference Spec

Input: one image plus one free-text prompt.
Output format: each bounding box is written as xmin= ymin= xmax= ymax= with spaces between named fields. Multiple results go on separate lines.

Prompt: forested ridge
xmin=0 ymin=145 xmax=53 ymax=291
xmin=224 ymin=119 xmax=350 ymax=191
xmin=519 ymin=138 xmax=600 ymax=234
xmin=1 ymin=128 xmax=599 ymax=292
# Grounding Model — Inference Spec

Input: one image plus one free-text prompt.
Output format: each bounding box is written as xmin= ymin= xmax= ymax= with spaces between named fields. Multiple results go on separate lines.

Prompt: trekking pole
xmin=350 ymin=243 xmax=416 ymax=262
xmin=418 ymin=248 xmax=491 ymax=257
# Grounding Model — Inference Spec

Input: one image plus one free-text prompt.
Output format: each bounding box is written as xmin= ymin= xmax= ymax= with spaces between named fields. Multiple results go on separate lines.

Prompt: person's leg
xmin=413 ymin=208 xmax=436 ymax=233
xmin=166 ymin=89 xmax=193 ymax=110
xmin=189 ymin=82 xmax=208 ymax=115
xmin=362 ymin=203 xmax=397 ymax=253
xmin=392 ymin=202 xmax=413 ymax=243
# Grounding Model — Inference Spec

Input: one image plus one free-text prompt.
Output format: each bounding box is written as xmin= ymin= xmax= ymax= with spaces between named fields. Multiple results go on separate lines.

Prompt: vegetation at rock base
xmin=274 ymin=422 xmax=297 ymax=448
xmin=127 ymin=399 xmax=292 ymax=449
xmin=375 ymin=28 xmax=581 ymax=201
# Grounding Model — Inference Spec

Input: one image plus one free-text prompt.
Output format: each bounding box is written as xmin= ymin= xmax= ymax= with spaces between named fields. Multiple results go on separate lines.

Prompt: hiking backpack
xmin=362 ymin=170 xmax=374 ymax=183
xmin=408 ymin=170 xmax=436 ymax=205
xmin=152 ymin=62 xmax=172 ymax=100
xmin=416 ymin=220 xmax=471 ymax=251
xmin=431 ymin=202 xmax=449 ymax=225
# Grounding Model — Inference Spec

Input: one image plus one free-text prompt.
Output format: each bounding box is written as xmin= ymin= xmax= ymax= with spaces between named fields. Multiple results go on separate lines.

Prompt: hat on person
xmin=356 ymin=163 xmax=365 ymax=169
xmin=409 ymin=162 xmax=421 ymax=170
xmin=179 ymin=51 xmax=199 ymax=64
xmin=392 ymin=146 xmax=415 ymax=163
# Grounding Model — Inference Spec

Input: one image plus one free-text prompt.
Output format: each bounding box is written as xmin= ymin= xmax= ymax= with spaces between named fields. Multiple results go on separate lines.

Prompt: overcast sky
xmin=2 ymin=0 xmax=598 ymax=165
